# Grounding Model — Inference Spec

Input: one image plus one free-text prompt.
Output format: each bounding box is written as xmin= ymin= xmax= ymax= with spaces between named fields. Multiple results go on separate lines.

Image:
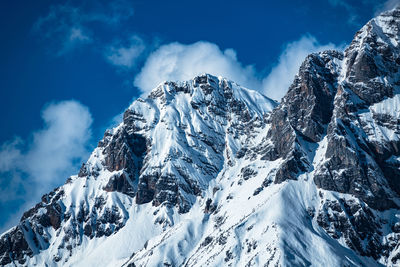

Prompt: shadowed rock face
xmin=101 ymin=111 xmax=147 ymax=197
xmin=254 ymin=7 xmax=400 ymax=260
xmin=282 ymin=51 xmax=343 ymax=143
xmin=0 ymin=226 xmax=33 ymax=265
xmin=103 ymin=172 xmax=136 ymax=197
xmin=79 ymin=73 xmax=275 ymax=216
xmin=263 ymin=50 xmax=343 ymax=183
xmin=309 ymin=8 xmax=400 ymax=260
xmin=0 ymin=187 xmax=65 ymax=265
xmin=345 ymin=8 xmax=400 ymax=104
xmin=116 ymin=74 xmax=275 ymax=213
xmin=314 ymin=7 xmax=400 ymax=211
xmin=315 ymin=198 xmax=385 ymax=259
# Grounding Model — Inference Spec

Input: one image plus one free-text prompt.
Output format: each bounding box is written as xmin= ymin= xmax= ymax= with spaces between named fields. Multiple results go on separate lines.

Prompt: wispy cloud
xmin=374 ymin=0 xmax=400 ymax=15
xmin=69 ymin=27 xmax=91 ymax=43
xmin=105 ymin=35 xmax=146 ymax=69
xmin=328 ymin=0 xmax=360 ymax=25
xmin=33 ymin=0 xmax=134 ymax=56
xmin=327 ymin=0 xmax=400 ymax=26
xmin=0 ymin=100 xmax=93 ymax=232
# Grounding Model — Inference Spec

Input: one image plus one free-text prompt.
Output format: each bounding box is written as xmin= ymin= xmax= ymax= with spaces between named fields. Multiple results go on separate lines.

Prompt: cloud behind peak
xmin=134 ymin=41 xmax=260 ymax=96
xmin=133 ymin=37 xmax=343 ymax=101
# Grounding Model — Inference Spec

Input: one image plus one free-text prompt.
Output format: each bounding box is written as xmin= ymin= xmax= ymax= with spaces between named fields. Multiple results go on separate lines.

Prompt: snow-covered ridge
xmin=0 ymin=74 xmax=279 ymax=266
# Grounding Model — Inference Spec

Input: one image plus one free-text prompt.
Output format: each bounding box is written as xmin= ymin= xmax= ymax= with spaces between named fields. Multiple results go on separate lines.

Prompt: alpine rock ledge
xmin=1 ymin=7 xmax=400 ymax=267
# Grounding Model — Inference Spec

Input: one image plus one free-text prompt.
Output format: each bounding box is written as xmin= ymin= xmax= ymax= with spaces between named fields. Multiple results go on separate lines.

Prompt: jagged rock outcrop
xmin=314 ymin=7 xmax=400 ymax=211
xmin=0 ymin=226 xmax=33 ymax=265
xmin=263 ymin=50 xmax=343 ymax=183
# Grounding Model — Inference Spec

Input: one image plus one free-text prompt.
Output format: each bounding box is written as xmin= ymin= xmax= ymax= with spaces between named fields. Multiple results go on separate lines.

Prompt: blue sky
xmin=0 ymin=0 xmax=398 ymax=231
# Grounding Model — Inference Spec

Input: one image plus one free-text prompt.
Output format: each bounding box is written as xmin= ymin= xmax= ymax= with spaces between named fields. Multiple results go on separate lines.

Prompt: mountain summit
xmin=1 ymin=7 xmax=400 ymax=267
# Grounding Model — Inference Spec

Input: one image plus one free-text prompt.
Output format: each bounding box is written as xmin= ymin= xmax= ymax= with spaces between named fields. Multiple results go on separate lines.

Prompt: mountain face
xmin=1 ymin=7 xmax=400 ymax=267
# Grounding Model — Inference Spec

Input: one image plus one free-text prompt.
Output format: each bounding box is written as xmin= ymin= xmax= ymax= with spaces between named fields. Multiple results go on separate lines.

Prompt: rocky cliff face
xmin=262 ymin=50 xmax=343 ymax=184
xmin=1 ymin=7 xmax=400 ymax=267
xmin=311 ymin=8 xmax=400 ymax=261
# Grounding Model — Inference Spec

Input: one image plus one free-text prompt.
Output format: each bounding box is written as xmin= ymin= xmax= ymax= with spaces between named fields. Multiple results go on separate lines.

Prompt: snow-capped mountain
xmin=1 ymin=7 xmax=400 ymax=267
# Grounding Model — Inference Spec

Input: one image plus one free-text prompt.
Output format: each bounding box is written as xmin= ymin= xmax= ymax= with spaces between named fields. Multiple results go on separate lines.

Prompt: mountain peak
xmin=140 ymin=73 xmax=276 ymax=122
xmin=147 ymin=73 xmax=254 ymax=101
xmin=344 ymin=5 xmax=400 ymax=105
xmin=350 ymin=5 xmax=400 ymax=49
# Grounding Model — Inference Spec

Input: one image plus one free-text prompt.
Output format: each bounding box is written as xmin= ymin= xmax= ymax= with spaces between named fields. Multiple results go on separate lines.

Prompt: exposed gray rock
xmin=263 ymin=50 xmax=343 ymax=183
xmin=314 ymin=8 xmax=400 ymax=210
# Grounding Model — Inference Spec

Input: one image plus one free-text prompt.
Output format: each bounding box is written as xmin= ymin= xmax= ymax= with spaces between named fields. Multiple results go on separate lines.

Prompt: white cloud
xmin=105 ymin=36 xmax=146 ymax=68
xmin=24 ymin=101 xmax=93 ymax=184
xmin=261 ymin=35 xmax=341 ymax=100
xmin=0 ymin=100 xmax=93 ymax=230
xmin=134 ymin=41 xmax=260 ymax=95
xmin=134 ymin=37 xmax=342 ymax=100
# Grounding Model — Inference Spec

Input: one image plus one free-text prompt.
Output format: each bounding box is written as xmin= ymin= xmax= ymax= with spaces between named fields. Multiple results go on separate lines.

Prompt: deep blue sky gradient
xmin=0 ymin=0 xmax=387 ymax=143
